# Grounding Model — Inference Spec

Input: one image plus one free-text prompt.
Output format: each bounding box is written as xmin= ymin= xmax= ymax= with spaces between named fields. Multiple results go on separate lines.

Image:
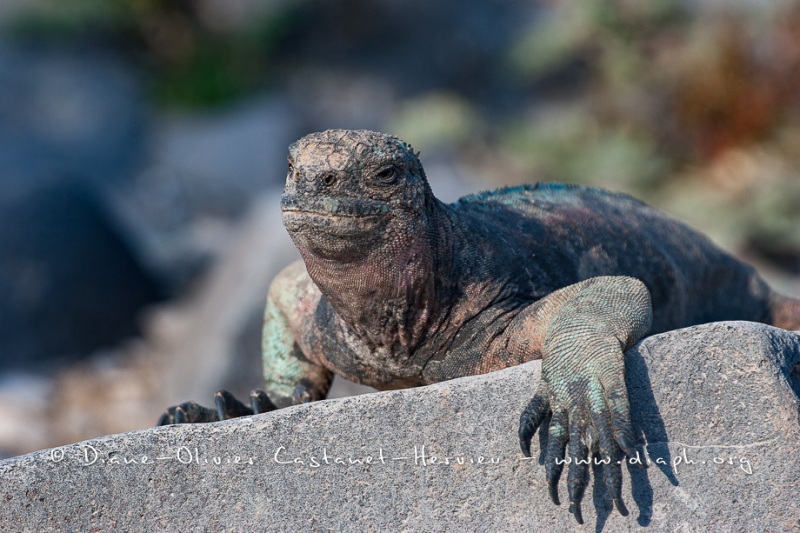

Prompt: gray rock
xmin=1 ymin=321 xmax=798 ymax=531
xmin=107 ymin=95 xmax=300 ymax=291
xmin=0 ymin=183 xmax=164 ymax=369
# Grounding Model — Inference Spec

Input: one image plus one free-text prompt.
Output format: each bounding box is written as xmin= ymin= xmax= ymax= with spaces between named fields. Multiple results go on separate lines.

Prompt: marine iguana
xmin=158 ymin=129 xmax=800 ymax=524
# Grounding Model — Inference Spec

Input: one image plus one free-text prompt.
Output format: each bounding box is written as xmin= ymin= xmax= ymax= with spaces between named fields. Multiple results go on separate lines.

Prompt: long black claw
xmin=544 ymin=409 xmax=568 ymax=502
xmin=615 ymin=433 xmax=636 ymax=458
xmin=214 ymin=393 xmax=227 ymax=421
xmin=614 ymin=498 xmax=629 ymax=516
xmin=570 ymin=501 xmax=584 ymax=525
xmin=292 ymin=384 xmax=314 ymax=404
xmin=214 ymin=389 xmax=253 ymax=420
xmin=617 ymin=433 xmax=646 ymax=468
xmin=250 ymin=389 xmax=278 ymax=414
xmin=519 ymin=390 xmax=551 ymax=457
xmin=519 ymin=429 xmax=533 ymax=458
xmin=548 ymin=482 xmax=561 ymax=506
xmin=174 ymin=406 xmax=187 ymax=424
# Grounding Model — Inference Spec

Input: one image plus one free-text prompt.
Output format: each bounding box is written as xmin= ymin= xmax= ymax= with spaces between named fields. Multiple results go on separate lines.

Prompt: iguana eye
xmin=373 ymin=166 xmax=397 ymax=185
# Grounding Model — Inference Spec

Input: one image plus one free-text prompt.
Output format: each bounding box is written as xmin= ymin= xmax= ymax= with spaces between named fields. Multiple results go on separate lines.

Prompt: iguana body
xmin=159 ymin=130 xmax=800 ymax=524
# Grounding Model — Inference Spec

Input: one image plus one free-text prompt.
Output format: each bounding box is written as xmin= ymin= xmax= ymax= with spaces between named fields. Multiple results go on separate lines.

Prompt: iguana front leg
xmin=157 ymin=261 xmax=333 ymax=424
xmin=516 ymin=276 xmax=652 ymax=524
xmin=259 ymin=265 xmax=334 ymax=408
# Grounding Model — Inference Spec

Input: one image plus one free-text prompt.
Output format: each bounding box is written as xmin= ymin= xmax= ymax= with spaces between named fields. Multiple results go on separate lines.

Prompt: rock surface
xmin=1 ymin=321 xmax=798 ymax=531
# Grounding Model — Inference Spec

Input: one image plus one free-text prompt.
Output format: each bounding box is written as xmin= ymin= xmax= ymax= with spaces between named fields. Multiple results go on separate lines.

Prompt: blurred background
xmin=0 ymin=0 xmax=799 ymax=458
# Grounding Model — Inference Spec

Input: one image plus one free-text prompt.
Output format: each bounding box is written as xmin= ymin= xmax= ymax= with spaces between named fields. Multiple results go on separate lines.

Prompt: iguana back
xmin=451 ymin=182 xmax=773 ymax=332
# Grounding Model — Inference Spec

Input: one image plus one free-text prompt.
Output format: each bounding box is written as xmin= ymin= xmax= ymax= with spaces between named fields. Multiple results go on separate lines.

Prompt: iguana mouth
xmin=281 ymin=194 xmax=390 ymax=237
xmin=283 ymin=210 xmax=389 ymax=237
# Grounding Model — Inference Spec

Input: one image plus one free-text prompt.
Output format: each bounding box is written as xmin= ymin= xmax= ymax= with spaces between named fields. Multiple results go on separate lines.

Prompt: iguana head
xmin=281 ymin=129 xmax=434 ymax=264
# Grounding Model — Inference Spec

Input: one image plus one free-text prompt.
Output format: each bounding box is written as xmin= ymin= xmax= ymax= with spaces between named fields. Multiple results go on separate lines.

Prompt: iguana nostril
xmin=287 ymin=161 xmax=299 ymax=183
xmin=322 ymin=173 xmax=336 ymax=186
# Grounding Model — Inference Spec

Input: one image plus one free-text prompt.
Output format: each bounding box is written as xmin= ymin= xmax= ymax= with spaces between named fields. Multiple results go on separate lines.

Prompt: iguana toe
xmin=518 ymin=384 xmax=552 ymax=457
xmin=157 ymin=401 xmax=219 ymax=425
xmin=603 ymin=375 xmax=640 ymax=461
xmin=250 ymin=389 xmax=278 ymax=414
xmin=158 ymin=390 xmax=280 ymax=425
xmin=590 ymin=400 xmax=630 ymax=515
xmin=566 ymin=430 xmax=590 ymax=523
xmin=543 ymin=408 xmax=568 ymax=505
xmin=292 ymin=384 xmax=315 ymax=404
xmin=214 ymin=389 xmax=253 ymax=420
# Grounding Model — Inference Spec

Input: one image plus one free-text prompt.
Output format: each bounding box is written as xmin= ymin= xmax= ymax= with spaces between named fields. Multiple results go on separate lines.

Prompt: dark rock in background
xmin=284 ymin=0 xmax=539 ymax=116
xmin=0 ymin=40 xmax=145 ymax=194
xmin=0 ymin=182 xmax=164 ymax=369
xmin=0 ymin=40 xmax=163 ymax=369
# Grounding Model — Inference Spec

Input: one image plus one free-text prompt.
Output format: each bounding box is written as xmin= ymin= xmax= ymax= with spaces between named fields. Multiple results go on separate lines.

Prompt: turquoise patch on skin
xmin=261 ymin=298 xmax=308 ymax=401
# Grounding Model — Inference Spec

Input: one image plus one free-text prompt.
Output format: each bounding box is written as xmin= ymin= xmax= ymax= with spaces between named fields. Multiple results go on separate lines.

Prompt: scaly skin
xmin=159 ymin=129 xmax=800 ymax=524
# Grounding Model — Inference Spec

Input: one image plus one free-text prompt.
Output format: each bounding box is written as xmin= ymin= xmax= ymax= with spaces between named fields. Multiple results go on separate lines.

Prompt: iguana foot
xmin=516 ymin=277 xmax=651 ymax=524
xmin=157 ymin=388 xmax=277 ymax=425
xmin=518 ymin=357 xmax=639 ymax=524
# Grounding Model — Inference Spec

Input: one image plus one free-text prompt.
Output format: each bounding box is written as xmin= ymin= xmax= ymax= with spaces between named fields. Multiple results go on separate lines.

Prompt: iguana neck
xmin=299 ymin=197 xmax=460 ymax=355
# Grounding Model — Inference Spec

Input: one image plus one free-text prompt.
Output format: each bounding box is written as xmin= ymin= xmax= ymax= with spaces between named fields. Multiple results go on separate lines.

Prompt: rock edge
xmin=0 ymin=321 xmax=798 ymax=532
